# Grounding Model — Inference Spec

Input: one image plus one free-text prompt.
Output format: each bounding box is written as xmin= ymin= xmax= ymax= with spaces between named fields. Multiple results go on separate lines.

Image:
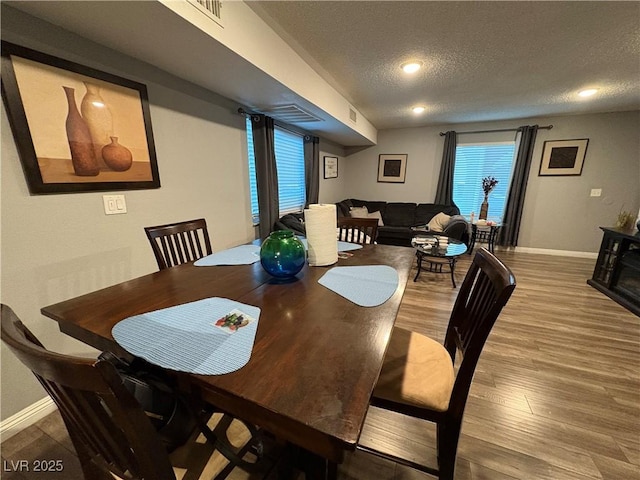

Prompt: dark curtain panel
xmin=252 ymin=115 xmax=279 ymax=239
xmin=434 ymin=131 xmax=457 ymax=205
xmin=500 ymin=125 xmax=539 ymax=246
xmin=304 ymin=135 xmax=320 ymax=206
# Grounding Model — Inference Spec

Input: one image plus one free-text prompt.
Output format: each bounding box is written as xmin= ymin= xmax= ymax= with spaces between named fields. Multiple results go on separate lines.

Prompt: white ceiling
xmin=247 ymin=1 xmax=640 ymax=130
xmin=5 ymin=1 xmax=639 ymax=145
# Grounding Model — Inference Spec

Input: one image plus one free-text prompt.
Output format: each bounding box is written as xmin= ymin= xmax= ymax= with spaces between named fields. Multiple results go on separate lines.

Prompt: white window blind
xmin=245 ymin=118 xmax=306 ymax=224
xmin=453 ymin=142 xmax=517 ymax=220
xmin=274 ymin=127 xmax=306 ymax=215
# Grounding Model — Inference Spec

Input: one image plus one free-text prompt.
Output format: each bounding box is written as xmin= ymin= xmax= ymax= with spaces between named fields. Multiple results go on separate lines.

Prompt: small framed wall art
xmin=539 ymin=139 xmax=589 ymax=176
xmin=323 ymin=156 xmax=338 ymax=179
xmin=1 ymin=41 xmax=160 ymax=194
xmin=377 ymin=154 xmax=407 ymax=183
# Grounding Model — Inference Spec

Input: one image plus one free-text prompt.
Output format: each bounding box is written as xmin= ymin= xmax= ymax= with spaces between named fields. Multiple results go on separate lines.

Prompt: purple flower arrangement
xmin=482 ymin=176 xmax=499 ymax=195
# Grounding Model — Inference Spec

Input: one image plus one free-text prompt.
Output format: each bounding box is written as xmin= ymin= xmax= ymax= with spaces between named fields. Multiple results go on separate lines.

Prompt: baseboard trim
xmin=513 ymin=246 xmax=598 ymax=259
xmin=0 ymin=397 xmax=57 ymax=442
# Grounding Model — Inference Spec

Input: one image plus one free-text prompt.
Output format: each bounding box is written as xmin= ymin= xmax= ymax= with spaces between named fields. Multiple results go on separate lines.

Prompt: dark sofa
xmin=336 ymin=199 xmax=468 ymax=247
xmin=274 ymin=199 xmax=469 ymax=247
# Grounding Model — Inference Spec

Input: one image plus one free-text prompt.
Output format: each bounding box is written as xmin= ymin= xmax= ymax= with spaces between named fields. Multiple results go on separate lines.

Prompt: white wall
xmin=339 ymin=112 xmax=640 ymax=253
xmin=342 ymin=126 xmax=444 ymax=203
xmin=1 ymin=11 xmax=256 ymax=418
xmin=318 ymin=139 xmax=347 ymax=204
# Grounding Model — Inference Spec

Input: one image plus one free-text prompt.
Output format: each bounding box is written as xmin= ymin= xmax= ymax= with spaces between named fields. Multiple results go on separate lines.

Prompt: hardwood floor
xmin=2 ymin=249 xmax=638 ymax=479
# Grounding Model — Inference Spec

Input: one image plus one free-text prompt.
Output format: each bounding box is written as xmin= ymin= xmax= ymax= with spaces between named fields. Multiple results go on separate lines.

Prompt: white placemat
xmin=112 ymin=297 xmax=260 ymax=375
xmin=194 ymin=245 xmax=261 ymax=266
xmin=318 ymin=265 xmax=399 ymax=307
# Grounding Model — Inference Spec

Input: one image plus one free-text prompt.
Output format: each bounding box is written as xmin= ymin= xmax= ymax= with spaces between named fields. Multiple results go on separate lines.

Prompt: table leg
xmin=488 ymin=227 xmax=497 ymax=253
xmin=277 ymin=445 xmax=338 ymax=480
xmin=468 ymin=225 xmax=477 ymax=254
xmin=449 ymin=258 xmax=457 ymax=288
xmin=413 ymin=251 xmax=423 ymax=282
xmin=323 ymin=460 xmax=338 ymax=480
xmin=300 ymin=456 xmax=337 ymax=480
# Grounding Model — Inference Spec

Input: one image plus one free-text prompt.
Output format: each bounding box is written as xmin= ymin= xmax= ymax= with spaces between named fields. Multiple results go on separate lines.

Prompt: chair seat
xmin=363 ymin=250 xmax=516 ymax=480
xmin=373 ymin=327 xmax=455 ymax=412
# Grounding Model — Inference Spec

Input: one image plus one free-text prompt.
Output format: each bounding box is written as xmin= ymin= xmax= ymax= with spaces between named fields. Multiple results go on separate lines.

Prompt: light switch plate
xmin=590 ymin=188 xmax=602 ymax=197
xmin=103 ymin=195 xmax=127 ymax=215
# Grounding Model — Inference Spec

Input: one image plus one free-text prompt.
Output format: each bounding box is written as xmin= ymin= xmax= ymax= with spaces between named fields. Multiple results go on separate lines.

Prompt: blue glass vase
xmin=260 ymin=230 xmax=306 ymax=278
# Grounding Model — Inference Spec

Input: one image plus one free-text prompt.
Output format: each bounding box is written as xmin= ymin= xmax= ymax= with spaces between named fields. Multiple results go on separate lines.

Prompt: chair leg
xmin=436 ymin=421 xmax=461 ymax=480
xmin=69 ymin=432 xmax=114 ymax=480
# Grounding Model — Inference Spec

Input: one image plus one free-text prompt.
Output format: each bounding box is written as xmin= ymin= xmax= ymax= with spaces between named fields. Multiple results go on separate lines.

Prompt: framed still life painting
xmin=1 ymin=41 xmax=160 ymax=194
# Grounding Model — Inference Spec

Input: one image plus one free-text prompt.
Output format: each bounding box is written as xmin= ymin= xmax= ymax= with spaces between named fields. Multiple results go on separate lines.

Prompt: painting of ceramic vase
xmin=63 ymin=86 xmax=99 ymax=176
xmin=102 ymin=136 xmax=133 ymax=171
xmin=81 ymin=81 xmax=113 ymax=170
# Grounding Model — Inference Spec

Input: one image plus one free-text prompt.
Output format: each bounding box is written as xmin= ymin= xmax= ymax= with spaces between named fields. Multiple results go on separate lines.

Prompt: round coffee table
xmin=411 ymin=235 xmax=468 ymax=287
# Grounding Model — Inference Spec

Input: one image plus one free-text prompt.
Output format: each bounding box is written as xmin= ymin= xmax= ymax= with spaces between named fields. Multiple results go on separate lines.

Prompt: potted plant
xmin=616 ymin=209 xmax=635 ymax=230
xmin=479 ymin=176 xmax=498 ymax=220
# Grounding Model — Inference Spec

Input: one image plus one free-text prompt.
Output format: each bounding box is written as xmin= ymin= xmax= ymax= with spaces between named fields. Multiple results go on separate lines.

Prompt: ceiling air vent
xmin=187 ymin=0 xmax=222 ymax=25
xmin=349 ymin=107 xmax=357 ymax=123
xmin=263 ymin=105 xmax=323 ymax=123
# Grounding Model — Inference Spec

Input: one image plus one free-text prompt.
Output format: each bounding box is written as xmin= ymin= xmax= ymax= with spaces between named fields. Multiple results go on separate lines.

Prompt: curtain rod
xmin=237 ymin=107 xmax=261 ymax=121
xmin=439 ymin=125 xmax=553 ymax=136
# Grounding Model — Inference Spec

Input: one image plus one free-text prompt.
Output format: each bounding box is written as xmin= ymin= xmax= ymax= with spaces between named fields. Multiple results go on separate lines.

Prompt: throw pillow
xmin=349 ymin=206 xmax=369 ymax=218
xmin=427 ymin=212 xmax=451 ymax=232
xmin=367 ymin=210 xmax=384 ymax=226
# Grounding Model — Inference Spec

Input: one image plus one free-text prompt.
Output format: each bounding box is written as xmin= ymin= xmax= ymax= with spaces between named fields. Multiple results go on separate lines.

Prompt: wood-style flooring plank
xmin=2 ymin=249 xmax=638 ymax=479
xmin=590 ymin=453 xmax=640 ymax=480
xmin=363 ymin=249 xmax=639 ymax=480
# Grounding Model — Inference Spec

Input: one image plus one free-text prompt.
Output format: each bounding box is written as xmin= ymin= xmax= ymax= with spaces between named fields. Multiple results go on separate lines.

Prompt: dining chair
xmin=144 ymin=218 xmax=212 ymax=270
xmin=0 ymin=304 xmax=267 ymax=480
xmin=360 ymin=248 xmax=516 ymax=480
xmin=337 ymin=217 xmax=379 ymax=244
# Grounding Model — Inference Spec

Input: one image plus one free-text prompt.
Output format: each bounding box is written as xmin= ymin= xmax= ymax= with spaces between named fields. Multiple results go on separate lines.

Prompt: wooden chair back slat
xmin=337 ymin=217 xmax=379 ymax=244
xmin=0 ymin=304 xmax=177 ymax=480
xmin=367 ymin=248 xmax=515 ymax=479
xmin=144 ymin=219 xmax=212 ymax=270
xmin=445 ymin=248 xmax=516 ymax=416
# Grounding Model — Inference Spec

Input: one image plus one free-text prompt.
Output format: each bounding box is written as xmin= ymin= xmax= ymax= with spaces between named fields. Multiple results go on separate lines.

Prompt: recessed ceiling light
xmin=578 ymin=88 xmax=598 ymax=97
xmin=401 ymin=62 xmax=422 ymax=74
xmin=412 ymin=106 xmax=426 ymax=114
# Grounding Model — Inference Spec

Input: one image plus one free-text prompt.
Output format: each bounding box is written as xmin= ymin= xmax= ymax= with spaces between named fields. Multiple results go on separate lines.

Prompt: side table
xmin=469 ymin=223 xmax=502 ymax=254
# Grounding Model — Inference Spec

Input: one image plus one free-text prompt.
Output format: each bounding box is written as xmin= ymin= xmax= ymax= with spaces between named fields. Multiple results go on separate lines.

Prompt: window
xmin=452 ymin=142 xmax=516 ymax=220
xmin=246 ymin=118 xmax=306 ymax=224
xmin=274 ymin=127 xmax=306 ymax=215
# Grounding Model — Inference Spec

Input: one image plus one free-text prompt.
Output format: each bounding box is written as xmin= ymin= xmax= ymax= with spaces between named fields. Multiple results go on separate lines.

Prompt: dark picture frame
xmin=323 ymin=156 xmax=338 ymax=179
xmin=539 ymin=139 xmax=589 ymax=176
xmin=1 ymin=41 xmax=160 ymax=194
xmin=377 ymin=154 xmax=407 ymax=183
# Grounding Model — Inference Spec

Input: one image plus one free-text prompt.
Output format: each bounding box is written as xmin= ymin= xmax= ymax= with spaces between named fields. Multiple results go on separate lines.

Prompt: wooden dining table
xmin=40 ymin=242 xmax=414 ymax=475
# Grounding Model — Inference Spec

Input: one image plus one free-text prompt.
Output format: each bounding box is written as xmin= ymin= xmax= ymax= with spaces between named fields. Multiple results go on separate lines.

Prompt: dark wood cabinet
xmin=588 ymin=227 xmax=640 ymax=316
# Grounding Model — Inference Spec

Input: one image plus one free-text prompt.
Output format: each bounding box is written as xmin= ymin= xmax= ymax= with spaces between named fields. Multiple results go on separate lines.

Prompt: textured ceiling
xmin=247 ymin=1 xmax=640 ymax=130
